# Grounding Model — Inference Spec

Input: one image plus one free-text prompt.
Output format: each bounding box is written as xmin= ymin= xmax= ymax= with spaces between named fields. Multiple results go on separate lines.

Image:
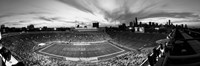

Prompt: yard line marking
xmin=38 ymin=41 xmax=126 ymax=61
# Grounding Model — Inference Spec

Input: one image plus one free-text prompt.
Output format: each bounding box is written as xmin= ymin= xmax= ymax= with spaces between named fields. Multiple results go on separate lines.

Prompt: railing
xmin=140 ymin=29 xmax=176 ymax=66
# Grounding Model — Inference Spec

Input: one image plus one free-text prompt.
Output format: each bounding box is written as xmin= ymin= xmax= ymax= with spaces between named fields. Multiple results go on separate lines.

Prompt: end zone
xmin=73 ymin=43 xmax=91 ymax=45
xmin=65 ymin=57 xmax=98 ymax=62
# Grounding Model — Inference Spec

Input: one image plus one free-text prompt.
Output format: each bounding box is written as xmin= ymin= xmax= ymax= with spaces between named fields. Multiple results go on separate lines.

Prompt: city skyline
xmin=0 ymin=0 xmax=200 ymax=28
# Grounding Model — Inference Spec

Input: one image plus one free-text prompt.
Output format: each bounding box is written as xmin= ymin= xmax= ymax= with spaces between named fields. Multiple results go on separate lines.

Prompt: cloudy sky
xmin=0 ymin=0 xmax=200 ymax=28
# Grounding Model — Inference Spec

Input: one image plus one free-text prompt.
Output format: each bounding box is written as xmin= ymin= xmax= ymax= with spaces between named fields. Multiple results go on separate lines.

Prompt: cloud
xmin=36 ymin=16 xmax=56 ymax=22
xmin=59 ymin=0 xmax=166 ymax=23
xmin=139 ymin=13 xmax=200 ymax=27
xmin=172 ymin=18 xmax=200 ymax=23
xmin=58 ymin=0 xmax=94 ymax=13
xmin=138 ymin=12 xmax=200 ymax=24
xmin=0 ymin=12 xmax=51 ymax=19
xmin=35 ymin=16 xmax=79 ymax=23
xmin=142 ymin=12 xmax=200 ymax=19
xmin=1 ymin=20 xmax=30 ymax=25
xmin=0 ymin=0 xmax=200 ymax=27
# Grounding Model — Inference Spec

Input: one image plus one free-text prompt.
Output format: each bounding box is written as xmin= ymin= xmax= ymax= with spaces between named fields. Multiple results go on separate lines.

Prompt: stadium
xmin=0 ymin=29 xmax=167 ymax=66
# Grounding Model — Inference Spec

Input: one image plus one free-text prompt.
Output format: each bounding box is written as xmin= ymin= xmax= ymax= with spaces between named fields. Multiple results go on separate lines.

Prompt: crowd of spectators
xmin=2 ymin=31 xmax=110 ymax=42
xmin=98 ymin=48 xmax=153 ymax=66
xmin=107 ymin=31 xmax=167 ymax=49
xmin=0 ymin=31 xmax=111 ymax=65
xmin=0 ymin=31 xmax=155 ymax=66
xmin=11 ymin=49 xmax=152 ymax=66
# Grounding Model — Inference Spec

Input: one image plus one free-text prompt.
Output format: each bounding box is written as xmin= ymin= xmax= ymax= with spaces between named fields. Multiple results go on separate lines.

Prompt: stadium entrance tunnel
xmin=37 ymin=41 xmax=128 ymax=61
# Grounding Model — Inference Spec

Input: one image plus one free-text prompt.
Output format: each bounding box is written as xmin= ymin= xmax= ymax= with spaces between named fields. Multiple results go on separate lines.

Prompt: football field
xmin=38 ymin=42 xmax=126 ymax=60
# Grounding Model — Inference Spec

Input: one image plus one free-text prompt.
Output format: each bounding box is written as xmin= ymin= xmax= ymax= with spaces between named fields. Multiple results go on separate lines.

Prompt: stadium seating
xmin=107 ymin=31 xmax=167 ymax=49
xmin=0 ymin=31 xmax=166 ymax=66
xmin=0 ymin=31 xmax=110 ymax=66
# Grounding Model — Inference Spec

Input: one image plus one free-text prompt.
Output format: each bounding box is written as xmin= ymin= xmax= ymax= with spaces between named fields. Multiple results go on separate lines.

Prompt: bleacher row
xmin=0 ymin=31 xmax=110 ymax=66
xmin=107 ymin=32 xmax=167 ymax=49
xmin=0 ymin=31 xmax=167 ymax=66
xmin=98 ymin=48 xmax=153 ymax=66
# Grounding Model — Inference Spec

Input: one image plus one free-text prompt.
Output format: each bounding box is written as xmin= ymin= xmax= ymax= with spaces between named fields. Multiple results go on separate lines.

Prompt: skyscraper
xmin=185 ymin=24 xmax=188 ymax=28
xmin=134 ymin=17 xmax=138 ymax=27
xmin=93 ymin=22 xmax=99 ymax=28
xmin=168 ymin=20 xmax=171 ymax=25
xmin=135 ymin=17 xmax=138 ymax=23
xmin=149 ymin=22 xmax=152 ymax=26
xmin=152 ymin=22 xmax=155 ymax=27
xmin=139 ymin=22 xmax=142 ymax=27
xmin=0 ymin=25 xmax=5 ymax=29
xmin=27 ymin=24 xmax=34 ymax=30
xmin=181 ymin=24 xmax=184 ymax=28
xmin=129 ymin=22 xmax=133 ymax=27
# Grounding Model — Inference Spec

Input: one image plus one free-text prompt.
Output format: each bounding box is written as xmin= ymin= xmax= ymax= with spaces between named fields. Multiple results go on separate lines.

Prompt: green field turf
xmin=39 ymin=42 xmax=126 ymax=59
